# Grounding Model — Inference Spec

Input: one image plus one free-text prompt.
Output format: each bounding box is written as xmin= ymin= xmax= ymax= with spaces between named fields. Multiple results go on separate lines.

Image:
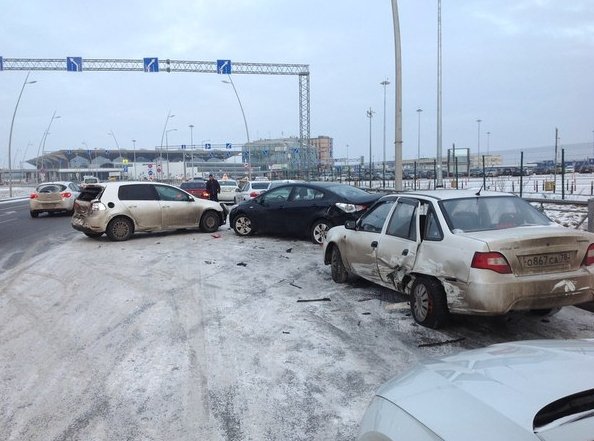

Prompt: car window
xmin=424 ymin=209 xmax=443 ymax=241
xmin=69 ymin=183 xmax=81 ymax=192
xmin=386 ymin=199 xmax=417 ymax=240
xmin=155 ymin=185 xmax=191 ymax=202
xmin=359 ymin=200 xmax=395 ymax=233
xmin=220 ymin=180 xmax=237 ymax=187
xmin=118 ymin=184 xmax=158 ymax=201
xmin=252 ymin=182 xmax=271 ymax=190
xmin=290 ymin=186 xmax=324 ymax=201
xmin=260 ymin=186 xmax=292 ymax=203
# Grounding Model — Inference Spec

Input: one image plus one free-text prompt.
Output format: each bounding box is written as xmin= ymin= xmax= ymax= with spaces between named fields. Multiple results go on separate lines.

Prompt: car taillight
xmin=471 ymin=252 xmax=512 ymax=274
xmin=202 ymin=191 xmax=210 ymax=198
xmin=249 ymin=191 xmax=259 ymax=198
xmin=61 ymin=192 xmax=72 ymax=199
xmin=30 ymin=193 xmax=38 ymax=199
xmin=582 ymin=244 xmax=594 ymax=266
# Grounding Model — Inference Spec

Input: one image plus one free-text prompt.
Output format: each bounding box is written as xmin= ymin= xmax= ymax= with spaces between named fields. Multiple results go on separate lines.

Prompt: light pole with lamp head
xmin=380 ymin=79 xmax=390 ymax=188
xmin=165 ymin=128 xmax=177 ymax=181
xmin=416 ymin=108 xmax=423 ymax=163
xmin=36 ymin=111 xmax=61 ymax=183
xmin=366 ymin=108 xmax=375 ymax=189
xmin=476 ymin=119 xmax=482 ymax=168
xmin=188 ymin=124 xmax=195 ymax=179
xmin=8 ymin=72 xmax=37 ymax=196
xmin=159 ymin=111 xmax=175 ymax=181
xmin=222 ymin=75 xmax=251 ymax=180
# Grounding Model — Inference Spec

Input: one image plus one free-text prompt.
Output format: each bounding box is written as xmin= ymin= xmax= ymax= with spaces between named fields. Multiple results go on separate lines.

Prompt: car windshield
xmin=440 ymin=196 xmax=552 ymax=232
xmin=220 ymin=180 xmax=237 ymax=187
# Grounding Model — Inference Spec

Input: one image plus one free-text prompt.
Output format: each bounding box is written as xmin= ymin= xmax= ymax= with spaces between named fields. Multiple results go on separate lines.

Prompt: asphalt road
xmin=0 ymin=198 xmax=77 ymax=274
xmin=1 ymin=225 xmax=594 ymax=441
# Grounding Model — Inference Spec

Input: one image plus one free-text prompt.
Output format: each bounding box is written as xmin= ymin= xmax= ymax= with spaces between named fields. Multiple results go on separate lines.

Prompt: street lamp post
xmin=36 ymin=111 xmax=61 ymax=183
xmin=159 ymin=111 xmax=175 ymax=181
xmin=476 ymin=119 xmax=482 ymax=167
xmin=222 ymin=76 xmax=251 ymax=180
xmin=132 ymin=139 xmax=137 ymax=179
xmin=8 ymin=72 xmax=37 ymax=197
xmin=165 ymin=128 xmax=177 ymax=181
xmin=366 ymin=108 xmax=375 ymax=189
xmin=380 ymin=79 xmax=390 ymax=188
xmin=416 ymin=108 xmax=423 ymax=163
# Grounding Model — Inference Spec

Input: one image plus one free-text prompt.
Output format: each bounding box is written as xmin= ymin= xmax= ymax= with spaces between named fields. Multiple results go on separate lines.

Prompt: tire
xmin=30 ymin=211 xmax=39 ymax=218
xmin=310 ymin=219 xmax=331 ymax=244
xmin=410 ymin=277 xmax=449 ymax=329
xmin=330 ymin=246 xmax=349 ymax=283
xmin=233 ymin=214 xmax=254 ymax=236
xmin=84 ymin=232 xmax=103 ymax=239
xmin=200 ymin=210 xmax=220 ymax=233
xmin=106 ymin=217 xmax=134 ymax=241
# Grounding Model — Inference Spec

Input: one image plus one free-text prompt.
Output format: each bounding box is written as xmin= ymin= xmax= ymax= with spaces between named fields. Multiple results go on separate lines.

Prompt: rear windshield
xmin=77 ymin=186 xmax=104 ymax=202
xmin=251 ymin=182 xmax=271 ymax=190
xmin=36 ymin=184 xmax=67 ymax=193
xmin=327 ymin=184 xmax=373 ymax=200
xmin=180 ymin=182 xmax=206 ymax=190
xmin=220 ymin=180 xmax=237 ymax=186
xmin=440 ymin=196 xmax=552 ymax=232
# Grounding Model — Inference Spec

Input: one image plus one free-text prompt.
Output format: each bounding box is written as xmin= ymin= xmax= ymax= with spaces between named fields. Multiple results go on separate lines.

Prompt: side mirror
xmin=345 ymin=220 xmax=357 ymax=230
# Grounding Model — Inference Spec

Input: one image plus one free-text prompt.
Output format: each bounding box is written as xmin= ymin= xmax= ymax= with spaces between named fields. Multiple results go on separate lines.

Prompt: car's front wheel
xmin=310 ymin=219 xmax=331 ymax=244
xmin=410 ymin=277 xmax=448 ymax=329
xmin=330 ymin=246 xmax=349 ymax=283
xmin=200 ymin=210 xmax=220 ymax=233
xmin=106 ymin=217 xmax=134 ymax=241
xmin=233 ymin=214 xmax=254 ymax=236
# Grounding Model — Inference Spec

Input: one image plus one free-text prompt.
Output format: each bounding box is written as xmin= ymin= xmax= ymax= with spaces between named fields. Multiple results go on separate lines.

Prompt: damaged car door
xmin=376 ymin=198 xmax=421 ymax=290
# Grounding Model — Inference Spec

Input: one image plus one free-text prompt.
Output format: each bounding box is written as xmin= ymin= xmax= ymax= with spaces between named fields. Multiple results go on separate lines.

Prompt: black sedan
xmin=229 ymin=182 xmax=381 ymax=244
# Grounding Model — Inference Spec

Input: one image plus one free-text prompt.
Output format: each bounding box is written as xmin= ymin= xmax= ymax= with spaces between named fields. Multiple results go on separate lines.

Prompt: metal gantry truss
xmin=1 ymin=57 xmax=313 ymax=174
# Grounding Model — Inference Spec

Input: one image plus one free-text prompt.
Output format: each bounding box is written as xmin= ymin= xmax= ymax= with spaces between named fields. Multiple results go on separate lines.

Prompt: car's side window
xmin=118 ymin=184 xmax=158 ymax=201
xmin=260 ymin=187 xmax=292 ymax=203
xmin=386 ymin=200 xmax=417 ymax=241
xmin=359 ymin=200 xmax=395 ymax=233
xmin=290 ymin=186 xmax=324 ymax=201
xmin=155 ymin=185 xmax=191 ymax=202
xmin=424 ymin=209 xmax=443 ymax=241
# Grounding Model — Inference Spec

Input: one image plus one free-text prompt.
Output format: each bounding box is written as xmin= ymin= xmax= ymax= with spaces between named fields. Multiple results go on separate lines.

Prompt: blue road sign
xmin=217 ymin=59 xmax=231 ymax=74
xmin=204 ymin=143 xmax=212 ymax=150
xmin=225 ymin=151 xmax=233 ymax=158
xmin=0 ymin=57 xmax=3 ymax=71
xmin=262 ymin=149 xmax=269 ymax=156
xmin=148 ymin=170 xmax=154 ymax=176
xmin=181 ymin=144 xmax=186 ymax=150
xmin=67 ymin=57 xmax=83 ymax=72
xmin=293 ymin=148 xmax=299 ymax=154
xmin=144 ymin=58 xmax=159 ymax=72
xmin=123 ymin=166 xmax=128 ymax=172
xmin=225 ymin=143 xmax=232 ymax=149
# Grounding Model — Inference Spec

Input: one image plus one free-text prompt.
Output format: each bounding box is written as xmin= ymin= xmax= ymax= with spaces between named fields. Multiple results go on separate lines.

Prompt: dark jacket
xmin=206 ymin=178 xmax=220 ymax=201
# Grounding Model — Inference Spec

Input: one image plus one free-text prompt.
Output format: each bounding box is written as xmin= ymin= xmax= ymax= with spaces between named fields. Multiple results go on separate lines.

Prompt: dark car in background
xmin=179 ymin=181 xmax=209 ymax=199
xmin=229 ymin=182 xmax=381 ymax=244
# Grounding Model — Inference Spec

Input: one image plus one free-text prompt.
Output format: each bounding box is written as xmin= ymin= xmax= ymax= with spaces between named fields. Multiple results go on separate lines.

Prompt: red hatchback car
xmin=179 ymin=181 xmax=209 ymax=199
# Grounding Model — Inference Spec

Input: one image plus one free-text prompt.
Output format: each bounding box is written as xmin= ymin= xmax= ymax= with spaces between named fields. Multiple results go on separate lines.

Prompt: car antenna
xmin=475 ymin=184 xmax=484 ymax=196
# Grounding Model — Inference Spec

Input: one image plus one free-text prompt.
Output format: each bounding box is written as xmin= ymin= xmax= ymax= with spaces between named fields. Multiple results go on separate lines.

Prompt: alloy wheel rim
xmin=313 ymin=223 xmax=329 ymax=243
xmin=413 ymin=285 xmax=429 ymax=321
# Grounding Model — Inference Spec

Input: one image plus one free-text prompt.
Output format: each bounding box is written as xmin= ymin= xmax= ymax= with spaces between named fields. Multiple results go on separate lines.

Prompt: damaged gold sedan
xmin=323 ymin=190 xmax=594 ymax=328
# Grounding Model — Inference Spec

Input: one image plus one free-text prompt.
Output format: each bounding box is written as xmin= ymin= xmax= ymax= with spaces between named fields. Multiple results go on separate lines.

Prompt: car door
xmin=282 ymin=185 xmax=327 ymax=235
xmin=342 ymin=199 xmax=396 ymax=284
xmin=376 ymin=198 xmax=421 ymax=289
xmin=117 ymin=184 xmax=162 ymax=230
xmin=253 ymin=186 xmax=294 ymax=233
xmin=154 ymin=184 xmax=200 ymax=228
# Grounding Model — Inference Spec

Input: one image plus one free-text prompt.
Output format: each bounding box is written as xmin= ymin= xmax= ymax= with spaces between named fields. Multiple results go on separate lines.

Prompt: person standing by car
xmin=206 ymin=174 xmax=221 ymax=201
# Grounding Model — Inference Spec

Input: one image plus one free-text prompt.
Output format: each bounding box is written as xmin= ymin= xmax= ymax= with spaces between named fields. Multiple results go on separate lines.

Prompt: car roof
xmin=378 ymin=189 xmax=515 ymax=202
xmin=37 ymin=181 xmax=75 ymax=187
xmin=377 ymin=339 xmax=594 ymax=438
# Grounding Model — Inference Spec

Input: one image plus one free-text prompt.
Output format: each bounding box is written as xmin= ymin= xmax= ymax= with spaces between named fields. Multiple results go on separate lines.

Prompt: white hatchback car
xmin=29 ymin=181 xmax=81 ymax=217
xmin=71 ymin=181 xmax=227 ymax=241
xmin=218 ymin=178 xmax=239 ymax=204
xmin=324 ymin=190 xmax=594 ymax=328
xmin=234 ymin=180 xmax=271 ymax=204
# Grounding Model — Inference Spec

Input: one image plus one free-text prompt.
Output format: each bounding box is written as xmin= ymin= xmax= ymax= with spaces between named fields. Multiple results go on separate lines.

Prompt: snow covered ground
xmin=1 ymin=181 xmax=594 ymax=440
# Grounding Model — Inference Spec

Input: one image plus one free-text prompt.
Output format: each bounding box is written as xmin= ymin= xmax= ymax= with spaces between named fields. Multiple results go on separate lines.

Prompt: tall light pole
xmin=36 ymin=111 xmax=61 ymax=183
xmin=132 ymin=139 xmax=137 ymax=179
xmin=390 ymin=0 xmax=403 ymax=191
xmin=436 ymin=0 xmax=443 ymax=187
xmin=416 ymin=108 xmax=423 ymax=162
xmin=8 ymin=72 xmax=37 ymax=197
xmin=222 ymin=75 xmax=251 ymax=180
xmin=380 ymin=79 xmax=390 ymax=188
xmin=476 ymin=119 xmax=482 ymax=167
xmin=189 ymin=124 xmax=195 ymax=179
xmin=165 ymin=128 xmax=177 ymax=181
xmin=159 ymin=111 xmax=175 ymax=181
xmin=366 ymin=108 xmax=375 ymax=189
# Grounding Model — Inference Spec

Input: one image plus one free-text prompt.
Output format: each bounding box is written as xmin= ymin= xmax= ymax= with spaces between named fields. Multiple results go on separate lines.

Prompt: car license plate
xmin=520 ymin=251 xmax=574 ymax=268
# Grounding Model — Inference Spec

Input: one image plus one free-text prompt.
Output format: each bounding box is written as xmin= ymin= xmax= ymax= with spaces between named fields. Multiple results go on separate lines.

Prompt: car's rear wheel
xmin=30 ymin=211 xmax=39 ymax=218
xmin=330 ymin=246 xmax=349 ymax=283
xmin=200 ymin=210 xmax=220 ymax=233
xmin=84 ymin=232 xmax=103 ymax=239
xmin=106 ymin=217 xmax=134 ymax=241
xmin=233 ymin=214 xmax=253 ymax=236
xmin=310 ymin=219 xmax=331 ymax=244
xmin=410 ymin=277 xmax=448 ymax=329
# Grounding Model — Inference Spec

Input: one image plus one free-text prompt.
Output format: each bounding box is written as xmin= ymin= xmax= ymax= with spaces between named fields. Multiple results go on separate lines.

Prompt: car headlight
xmin=335 ymin=202 xmax=366 ymax=213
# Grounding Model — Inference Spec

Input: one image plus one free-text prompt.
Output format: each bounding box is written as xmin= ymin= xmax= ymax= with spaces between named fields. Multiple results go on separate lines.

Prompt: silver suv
xmin=72 ymin=181 xmax=228 ymax=241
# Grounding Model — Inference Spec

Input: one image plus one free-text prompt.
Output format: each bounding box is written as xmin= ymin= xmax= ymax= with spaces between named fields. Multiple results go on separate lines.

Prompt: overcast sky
xmin=1 ymin=0 xmax=593 ymax=168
